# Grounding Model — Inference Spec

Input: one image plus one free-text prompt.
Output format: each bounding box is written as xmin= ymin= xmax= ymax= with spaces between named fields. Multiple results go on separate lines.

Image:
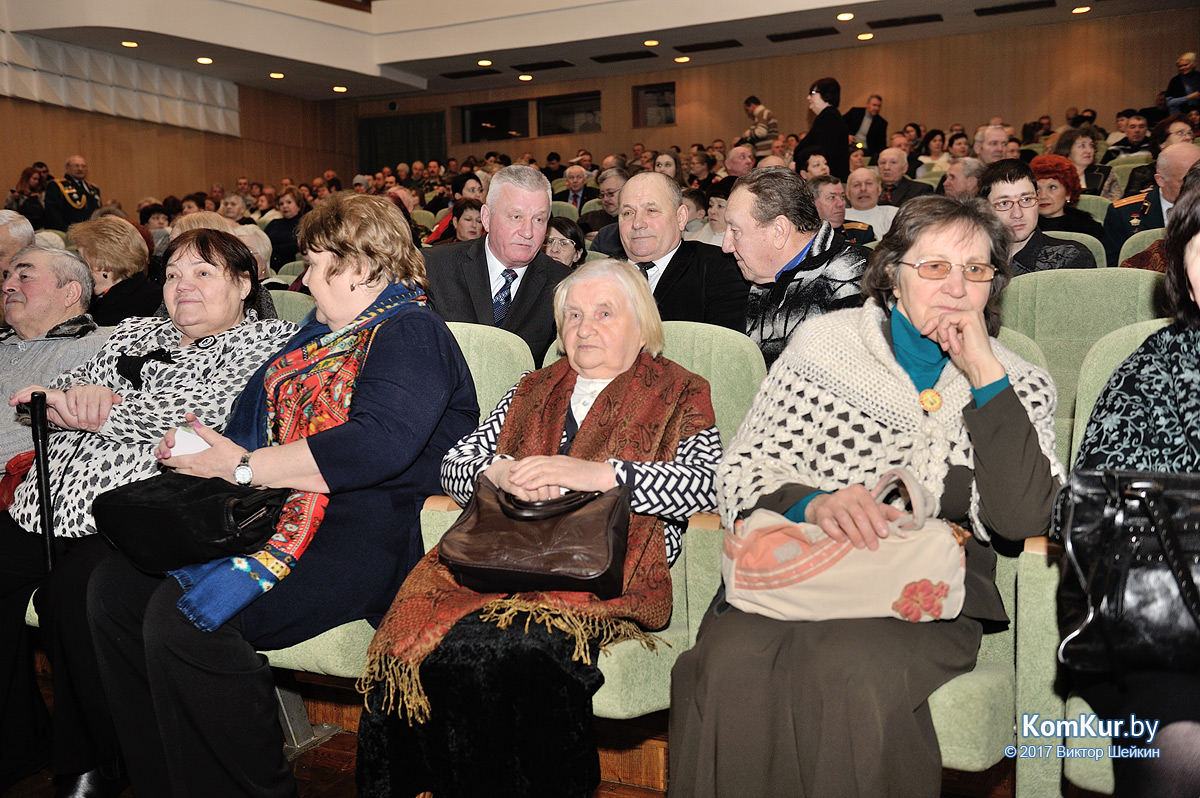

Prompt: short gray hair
xmin=733 ymin=167 xmax=821 ymax=233
xmin=955 ymin=157 xmax=984 ymax=181
xmin=231 ymin=223 xmax=273 ymax=276
xmin=13 ymin=246 xmax=94 ymax=312
xmin=598 ymin=167 xmax=630 ymax=186
xmin=624 ymin=171 xmax=682 ymax=209
xmin=0 ymin=211 xmax=35 ymax=248
xmin=486 ymin=165 xmax=552 ymax=207
xmin=552 ymin=258 xmax=664 ymax=358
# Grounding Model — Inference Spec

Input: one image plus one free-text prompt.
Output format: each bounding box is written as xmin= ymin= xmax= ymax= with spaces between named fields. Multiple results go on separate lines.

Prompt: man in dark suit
xmin=551 ymin=165 xmax=599 ymax=211
xmin=425 ymin=165 xmax=572 ymax=363
xmin=842 ymin=94 xmax=887 ymax=158
xmin=1102 ymin=143 xmax=1200 ymax=266
xmin=616 ymin=172 xmax=749 ymax=333
xmin=876 ymin=148 xmax=933 ymax=207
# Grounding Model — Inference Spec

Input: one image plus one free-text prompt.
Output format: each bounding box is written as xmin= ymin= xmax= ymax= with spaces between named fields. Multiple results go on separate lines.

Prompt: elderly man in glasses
xmin=978 ymin=159 xmax=1095 ymax=275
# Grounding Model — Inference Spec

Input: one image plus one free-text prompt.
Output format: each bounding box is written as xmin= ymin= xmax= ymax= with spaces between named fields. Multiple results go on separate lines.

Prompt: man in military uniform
xmin=808 ymin=175 xmax=876 ymax=246
xmin=1103 ymin=143 xmax=1200 ymax=266
xmin=42 ymin=155 xmax=101 ymax=231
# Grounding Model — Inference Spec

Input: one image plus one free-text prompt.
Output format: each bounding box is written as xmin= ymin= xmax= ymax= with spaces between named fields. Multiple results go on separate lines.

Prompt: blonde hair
xmin=68 ymin=216 xmax=148 ymax=282
xmin=552 ymin=258 xmax=664 ymax=358
xmin=298 ymin=192 xmax=426 ymax=288
xmin=170 ymin=211 xmax=231 ymax=239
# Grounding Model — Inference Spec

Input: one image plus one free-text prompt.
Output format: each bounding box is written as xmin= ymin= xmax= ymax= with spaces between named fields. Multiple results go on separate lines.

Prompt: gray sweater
xmin=0 ymin=315 xmax=111 ymax=461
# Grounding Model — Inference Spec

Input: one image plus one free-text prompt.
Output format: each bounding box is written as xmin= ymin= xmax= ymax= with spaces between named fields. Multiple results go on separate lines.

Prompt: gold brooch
xmin=919 ymin=388 xmax=942 ymax=412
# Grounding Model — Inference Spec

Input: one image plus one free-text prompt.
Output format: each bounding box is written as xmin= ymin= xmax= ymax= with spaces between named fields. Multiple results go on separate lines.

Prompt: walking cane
xmin=30 ymin=391 xmax=55 ymax=570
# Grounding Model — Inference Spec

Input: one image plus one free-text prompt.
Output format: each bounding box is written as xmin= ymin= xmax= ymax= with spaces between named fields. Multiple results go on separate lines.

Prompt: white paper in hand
xmin=169 ymin=426 xmax=212 ymax=456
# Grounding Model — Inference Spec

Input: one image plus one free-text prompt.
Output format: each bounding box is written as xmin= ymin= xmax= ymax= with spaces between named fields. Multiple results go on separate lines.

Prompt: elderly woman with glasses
xmin=543 ymin=216 xmax=586 ymax=268
xmin=670 ymin=194 xmax=1064 ymax=797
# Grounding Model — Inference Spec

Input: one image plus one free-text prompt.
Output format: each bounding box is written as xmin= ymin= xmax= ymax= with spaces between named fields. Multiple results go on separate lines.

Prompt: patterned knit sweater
xmin=718 ymin=301 xmax=1065 ymax=541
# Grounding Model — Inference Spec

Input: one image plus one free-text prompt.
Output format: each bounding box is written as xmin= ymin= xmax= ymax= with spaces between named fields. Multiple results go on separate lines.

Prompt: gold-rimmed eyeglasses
xmin=900 ymin=260 xmax=996 ymax=282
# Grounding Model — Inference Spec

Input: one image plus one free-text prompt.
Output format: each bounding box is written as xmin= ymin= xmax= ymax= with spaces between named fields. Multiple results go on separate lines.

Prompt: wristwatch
xmin=234 ymin=452 xmax=254 ymax=486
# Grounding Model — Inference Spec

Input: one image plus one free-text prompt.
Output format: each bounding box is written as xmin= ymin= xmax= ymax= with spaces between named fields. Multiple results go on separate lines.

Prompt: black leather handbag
xmin=1056 ymin=469 xmax=1200 ymax=674
xmin=93 ymin=470 xmax=290 ymax=573
xmin=438 ymin=475 xmax=631 ymax=598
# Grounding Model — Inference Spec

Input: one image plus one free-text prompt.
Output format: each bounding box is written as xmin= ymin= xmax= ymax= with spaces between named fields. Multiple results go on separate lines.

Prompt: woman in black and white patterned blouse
xmin=0 ymin=229 xmax=294 ymax=795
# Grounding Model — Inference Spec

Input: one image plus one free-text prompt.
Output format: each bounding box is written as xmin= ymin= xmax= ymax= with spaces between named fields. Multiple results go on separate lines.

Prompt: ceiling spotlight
xmin=333 ymin=86 xmax=348 ymax=93
xmin=836 ymin=12 xmax=854 ymax=21
xmin=518 ymin=74 xmax=533 ymax=81
xmin=196 ymin=57 xmax=213 ymax=65
xmin=1071 ymin=5 xmax=1091 ymax=12
xmin=269 ymin=72 xmax=285 ymax=79
xmin=674 ymin=56 xmax=691 ymax=63
xmin=478 ymin=59 xmax=493 ymax=66
xmin=643 ymin=39 xmax=659 ymax=47
xmin=857 ymin=33 xmax=874 ymax=40
xmin=121 ymin=41 xmax=138 ymax=48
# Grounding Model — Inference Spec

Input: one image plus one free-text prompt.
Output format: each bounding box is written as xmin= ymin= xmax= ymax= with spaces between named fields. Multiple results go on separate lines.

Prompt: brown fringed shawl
xmin=358 ymin=351 xmax=714 ymax=722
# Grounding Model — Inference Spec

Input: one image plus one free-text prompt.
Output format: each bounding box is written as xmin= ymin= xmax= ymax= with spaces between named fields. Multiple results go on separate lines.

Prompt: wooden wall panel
xmin=0 ymin=86 xmax=358 ymax=213
xmin=357 ymin=8 xmax=1196 ymax=166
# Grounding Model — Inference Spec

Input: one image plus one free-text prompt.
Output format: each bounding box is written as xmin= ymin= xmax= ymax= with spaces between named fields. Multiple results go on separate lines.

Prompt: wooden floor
xmin=6 ymin=730 xmax=663 ymax=798
xmin=8 ymin=663 xmax=1039 ymax=798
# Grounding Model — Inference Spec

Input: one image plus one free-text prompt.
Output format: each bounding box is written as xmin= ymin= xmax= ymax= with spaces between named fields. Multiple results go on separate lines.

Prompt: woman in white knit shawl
xmin=670 ymin=195 xmax=1065 ymax=797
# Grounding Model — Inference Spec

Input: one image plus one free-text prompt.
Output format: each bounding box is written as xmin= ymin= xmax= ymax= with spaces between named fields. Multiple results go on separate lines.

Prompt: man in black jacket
xmin=723 ymin=167 xmax=868 ymax=366
xmin=425 ymin=166 xmax=571 ymax=363
xmin=616 ymin=172 xmax=749 ymax=333
xmin=842 ymin=94 xmax=887 ymax=158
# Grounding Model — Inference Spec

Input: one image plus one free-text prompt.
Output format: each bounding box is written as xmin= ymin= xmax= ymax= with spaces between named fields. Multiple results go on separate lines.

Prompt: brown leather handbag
xmin=438 ymin=475 xmax=631 ymax=598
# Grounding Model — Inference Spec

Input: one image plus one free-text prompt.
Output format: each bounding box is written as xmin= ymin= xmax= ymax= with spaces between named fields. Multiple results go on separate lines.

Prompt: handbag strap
xmin=870 ymin=468 xmax=930 ymax=530
xmin=1133 ymin=482 xmax=1200 ymax=632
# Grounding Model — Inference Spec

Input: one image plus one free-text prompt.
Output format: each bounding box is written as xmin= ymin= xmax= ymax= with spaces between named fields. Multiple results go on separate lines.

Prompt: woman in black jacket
xmin=795 ymin=77 xmax=850 ymax=179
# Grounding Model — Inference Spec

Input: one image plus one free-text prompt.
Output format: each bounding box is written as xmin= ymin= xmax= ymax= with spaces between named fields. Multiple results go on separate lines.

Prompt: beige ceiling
xmin=3 ymin=0 xmax=1193 ymax=101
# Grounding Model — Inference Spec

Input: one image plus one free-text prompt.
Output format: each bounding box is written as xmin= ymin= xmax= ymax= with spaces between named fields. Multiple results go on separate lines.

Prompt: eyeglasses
xmin=900 ymin=260 xmax=996 ymax=282
xmin=990 ymin=196 xmax=1038 ymax=212
xmin=545 ymin=237 xmax=577 ymax=252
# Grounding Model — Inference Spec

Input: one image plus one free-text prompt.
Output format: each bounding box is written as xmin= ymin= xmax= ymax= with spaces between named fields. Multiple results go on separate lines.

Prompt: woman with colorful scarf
xmin=85 ymin=192 xmax=479 ymax=797
xmin=356 ymin=258 xmax=722 ymax=798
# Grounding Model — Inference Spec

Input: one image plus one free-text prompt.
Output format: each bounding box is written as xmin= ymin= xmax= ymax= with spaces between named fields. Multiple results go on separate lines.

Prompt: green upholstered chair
xmin=580 ymin=198 xmax=604 ymax=215
xmin=1118 ymin=228 xmax=1166 ymax=266
xmin=410 ymin=209 xmax=436 ymax=229
xmin=997 ymin=269 xmax=1168 ymax=467
xmin=268 ymin=290 xmax=316 ymax=325
xmin=550 ymin=200 xmax=579 ymax=221
xmin=543 ymin=320 xmax=767 ymax=446
xmin=434 ymin=207 xmax=450 ymax=223
xmin=1071 ymin=318 xmax=1170 ymax=461
xmin=443 ymin=322 xmax=535 ymax=421
xmin=1013 ymin=321 xmax=1170 ymax=797
xmin=1075 ymin=194 xmax=1112 ymax=225
xmin=584 ymin=249 xmax=609 ymax=262
xmin=276 ymin=259 xmax=306 ymax=277
xmin=915 ymin=173 xmax=944 ymax=188
xmin=1105 ymin=153 xmax=1152 ymax=168
xmin=551 ymin=177 xmax=568 ymax=194
xmin=1110 ymin=162 xmax=1144 ymax=195
xmin=1043 ymin=230 xmax=1104 ymax=268
xmin=33 ymin=228 xmax=67 ymax=247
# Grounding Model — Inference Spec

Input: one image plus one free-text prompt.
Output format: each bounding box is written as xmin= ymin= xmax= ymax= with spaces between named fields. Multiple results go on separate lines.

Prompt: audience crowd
xmin=2 ymin=51 xmax=1198 ymax=798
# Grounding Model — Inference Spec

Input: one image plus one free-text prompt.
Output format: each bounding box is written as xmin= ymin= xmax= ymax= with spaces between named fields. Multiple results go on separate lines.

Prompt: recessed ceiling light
xmin=269 ymin=72 xmax=285 ymax=79
xmin=477 ymin=59 xmax=493 ymax=67
xmin=1071 ymin=5 xmax=1091 ymax=12
xmin=121 ymin=41 xmax=138 ymax=48
xmin=196 ymin=57 xmax=213 ymax=65
xmin=644 ymin=39 xmax=659 ymax=47
xmin=836 ymin=12 xmax=854 ymax=21
xmin=518 ymin=74 xmax=533 ymax=81
xmin=674 ymin=56 xmax=691 ymax=63
xmin=857 ymin=33 xmax=874 ymax=40
xmin=333 ymin=86 xmax=348 ymax=93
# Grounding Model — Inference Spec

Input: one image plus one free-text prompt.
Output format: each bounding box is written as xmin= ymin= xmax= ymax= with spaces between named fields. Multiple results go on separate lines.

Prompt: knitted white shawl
xmin=717 ymin=301 xmax=1065 ymax=540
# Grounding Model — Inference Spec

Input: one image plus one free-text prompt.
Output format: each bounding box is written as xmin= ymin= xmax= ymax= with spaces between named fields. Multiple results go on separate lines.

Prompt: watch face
xmin=235 ymin=464 xmax=252 ymax=485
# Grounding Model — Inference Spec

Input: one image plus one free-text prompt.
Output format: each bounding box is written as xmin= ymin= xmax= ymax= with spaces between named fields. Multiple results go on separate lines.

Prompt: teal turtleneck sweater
xmin=781 ymin=308 xmax=1009 ymax=522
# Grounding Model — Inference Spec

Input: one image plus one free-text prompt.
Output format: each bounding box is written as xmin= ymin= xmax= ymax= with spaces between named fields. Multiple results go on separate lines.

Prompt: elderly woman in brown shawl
xmin=358 ymin=258 xmax=722 ymax=798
